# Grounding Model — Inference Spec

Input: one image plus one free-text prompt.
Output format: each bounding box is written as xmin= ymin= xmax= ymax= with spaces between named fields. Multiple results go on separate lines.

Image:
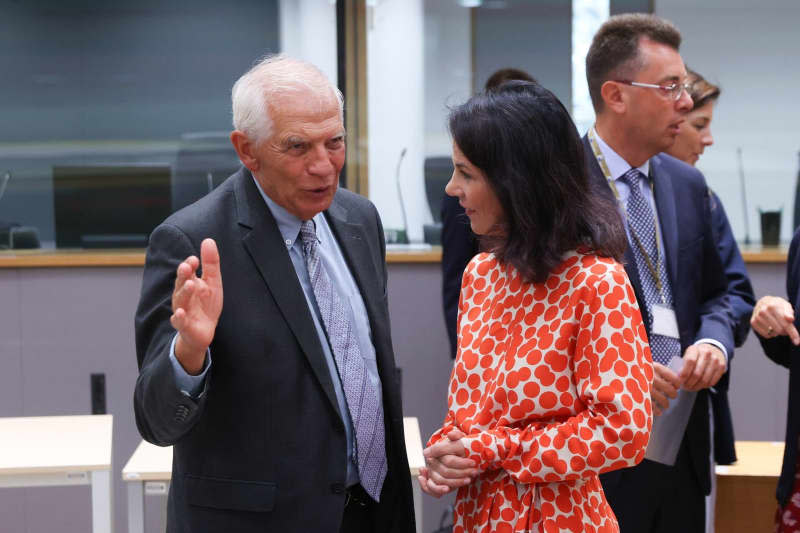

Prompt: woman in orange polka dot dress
xmin=418 ymin=82 xmax=654 ymax=532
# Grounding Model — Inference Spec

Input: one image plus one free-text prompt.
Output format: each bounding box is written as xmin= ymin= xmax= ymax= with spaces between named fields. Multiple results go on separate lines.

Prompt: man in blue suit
xmin=583 ymin=14 xmax=736 ymax=532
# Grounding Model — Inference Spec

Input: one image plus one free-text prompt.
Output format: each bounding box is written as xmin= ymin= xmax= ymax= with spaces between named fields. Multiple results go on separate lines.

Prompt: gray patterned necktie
xmin=299 ymin=220 xmax=387 ymax=501
xmin=620 ymin=169 xmax=681 ymax=365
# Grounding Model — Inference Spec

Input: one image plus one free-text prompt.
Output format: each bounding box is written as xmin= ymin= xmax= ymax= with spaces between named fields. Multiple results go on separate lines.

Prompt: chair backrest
xmin=172 ymin=132 xmax=241 ymax=212
xmin=424 ymin=157 xmax=453 ymax=224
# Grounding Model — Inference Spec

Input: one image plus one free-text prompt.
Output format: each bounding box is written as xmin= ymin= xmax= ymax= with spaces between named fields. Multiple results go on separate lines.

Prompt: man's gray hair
xmin=231 ymin=54 xmax=344 ymax=143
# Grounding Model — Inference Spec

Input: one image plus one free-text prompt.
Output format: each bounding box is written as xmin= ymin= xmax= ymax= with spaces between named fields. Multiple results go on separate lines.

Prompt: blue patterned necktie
xmin=619 ymin=169 xmax=681 ymax=365
xmin=299 ymin=220 xmax=387 ymax=501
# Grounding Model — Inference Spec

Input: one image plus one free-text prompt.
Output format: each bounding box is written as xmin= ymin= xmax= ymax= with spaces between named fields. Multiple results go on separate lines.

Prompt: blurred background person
xmin=419 ymin=81 xmax=653 ymax=532
xmin=664 ymin=68 xmax=755 ymax=533
xmin=440 ymin=67 xmax=535 ymax=360
xmin=750 ymin=232 xmax=800 ymax=533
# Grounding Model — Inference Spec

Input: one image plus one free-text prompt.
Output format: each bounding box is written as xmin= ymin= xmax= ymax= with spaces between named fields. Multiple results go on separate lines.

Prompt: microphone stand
xmin=0 ymin=170 xmax=10 ymax=203
xmin=395 ymin=148 xmax=409 ymax=244
xmin=737 ymin=148 xmax=751 ymax=246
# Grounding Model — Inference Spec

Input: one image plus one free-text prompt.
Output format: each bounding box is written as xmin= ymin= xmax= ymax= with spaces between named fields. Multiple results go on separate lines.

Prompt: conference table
xmin=715 ymin=440 xmax=785 ymax=533
xmin=123 ymin=416 xmax=426 ymax=533
xmin=0 ymin=414 xmax=114 ymax=533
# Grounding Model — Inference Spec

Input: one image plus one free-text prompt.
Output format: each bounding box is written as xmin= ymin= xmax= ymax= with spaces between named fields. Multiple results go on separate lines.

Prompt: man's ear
xmin=230 ymin=130 xmax=259 ymax=172
xmin=600 ymin=81 xmax=626 ymax=114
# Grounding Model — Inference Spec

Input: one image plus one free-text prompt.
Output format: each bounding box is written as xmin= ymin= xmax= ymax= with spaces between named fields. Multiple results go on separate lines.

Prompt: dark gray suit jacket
xmin=134 ymin=167 xmax=414 ymax=532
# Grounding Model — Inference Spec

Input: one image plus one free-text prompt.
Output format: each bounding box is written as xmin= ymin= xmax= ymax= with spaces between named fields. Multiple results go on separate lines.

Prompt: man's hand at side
xmin=170 ymin=238 xmax=223 ymax=375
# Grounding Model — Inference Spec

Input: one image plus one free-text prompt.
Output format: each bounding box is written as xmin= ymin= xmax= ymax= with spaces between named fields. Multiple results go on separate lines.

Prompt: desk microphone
xmin=395 ymin=148 xmax=409 ymax=243
xmin=206 ymin=172 xmax=214 ymax=194
xmin=737 ymin=147 xmax=751 ymax=245
xmin=0 ymin=170 xmax=10 ymax=203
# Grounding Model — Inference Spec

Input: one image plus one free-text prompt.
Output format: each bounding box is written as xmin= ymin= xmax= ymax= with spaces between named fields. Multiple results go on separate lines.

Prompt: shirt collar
xmin=591 ymin=127 xmax=650 ymax=180
xmin=251 ymin=176 xmax=320 ymax=249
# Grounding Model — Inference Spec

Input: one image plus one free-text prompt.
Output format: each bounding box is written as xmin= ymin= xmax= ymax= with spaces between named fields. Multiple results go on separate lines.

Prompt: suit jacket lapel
xmin=650 ymin=156 xmax=679 ymax=290
xmin=324 ymin=199 xmax=383 ymax=341
xmin=324 ymin=197 xmax=402 ymax=400
xmin=233 ymin=171 xmax=343 ymax=421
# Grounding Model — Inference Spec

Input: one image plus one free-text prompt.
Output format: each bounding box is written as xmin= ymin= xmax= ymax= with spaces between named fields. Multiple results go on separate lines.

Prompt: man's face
xmin=622 ymin=38 xmax=693 ymax=156
xmin=250 ymin=91 xmax=345 ymax=221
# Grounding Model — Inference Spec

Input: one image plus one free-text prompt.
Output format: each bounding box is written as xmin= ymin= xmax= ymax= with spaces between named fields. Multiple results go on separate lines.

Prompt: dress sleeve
xmin=459 ymin=268 xmax=654 ymax=484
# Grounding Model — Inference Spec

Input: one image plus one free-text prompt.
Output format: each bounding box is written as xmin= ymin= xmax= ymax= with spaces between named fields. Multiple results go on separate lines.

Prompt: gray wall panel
xmin=24 ymin=486 xmax=91 ymax=533
xmin=0 ymin=269 xmax=23 ymax=417
xmin=0 ymin=488 xmax=25 ymax=533
xmin=387 ymin=263 xmax=457 ymax=530
xmin=728 ymin=263 xmax=790 ymax=442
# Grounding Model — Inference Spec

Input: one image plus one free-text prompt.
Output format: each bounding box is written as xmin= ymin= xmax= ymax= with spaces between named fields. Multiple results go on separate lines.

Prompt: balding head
xmin=231 ymin=54 xmax=344 ymax=144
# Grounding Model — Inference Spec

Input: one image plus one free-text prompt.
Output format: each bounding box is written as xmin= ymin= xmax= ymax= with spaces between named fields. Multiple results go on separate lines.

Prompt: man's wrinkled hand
xmin=170 ymin=238 xmax=223 ymax=375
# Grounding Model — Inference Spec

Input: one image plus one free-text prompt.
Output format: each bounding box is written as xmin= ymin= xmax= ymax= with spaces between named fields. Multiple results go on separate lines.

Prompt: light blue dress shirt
xmin=592 ymin=128 xmax=728 ymax=361
xmin=169 ymin=177 xmax=383 ymax=485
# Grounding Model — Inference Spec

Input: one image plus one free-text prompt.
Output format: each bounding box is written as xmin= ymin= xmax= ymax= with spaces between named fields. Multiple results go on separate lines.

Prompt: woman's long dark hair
xmin=449 ymin=80 xmax=626 ymax=284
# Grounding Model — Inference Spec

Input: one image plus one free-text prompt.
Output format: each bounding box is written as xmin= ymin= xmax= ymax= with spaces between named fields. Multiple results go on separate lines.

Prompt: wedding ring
xmin=768 ymin=326 xmax=774 ymax=335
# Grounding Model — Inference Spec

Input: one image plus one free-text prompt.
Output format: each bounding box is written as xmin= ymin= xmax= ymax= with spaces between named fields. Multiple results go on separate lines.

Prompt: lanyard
xmin=588 ymin=128 xmax=666 ymax=301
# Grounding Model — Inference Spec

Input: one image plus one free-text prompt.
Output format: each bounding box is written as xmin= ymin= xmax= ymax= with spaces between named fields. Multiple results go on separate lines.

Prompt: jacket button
xmin=330 ymin=483 xmax=345 ymax=494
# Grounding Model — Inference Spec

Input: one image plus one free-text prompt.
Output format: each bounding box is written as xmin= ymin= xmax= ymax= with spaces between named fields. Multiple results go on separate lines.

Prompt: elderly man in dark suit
xmin=134 ymin=55 xmax=415 ymax=533
xmin=583 ymin=14 xmax=736 ymax=532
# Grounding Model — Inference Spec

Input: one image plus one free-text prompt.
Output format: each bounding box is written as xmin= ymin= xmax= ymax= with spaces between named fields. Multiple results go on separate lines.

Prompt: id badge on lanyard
xmin=652 ymin=303 xmax=679 ymax=339
xmin=588 ymin=129 xmax=679 ymax=341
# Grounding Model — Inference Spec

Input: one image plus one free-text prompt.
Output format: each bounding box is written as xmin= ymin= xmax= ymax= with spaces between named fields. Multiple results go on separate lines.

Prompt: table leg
xmin=413 ymin=481 xmax=422 ymax=533
xmin=91 ymin=469 xmax=113 ymax=533
xmin=127 ymin=480 xmax=144 ymax=533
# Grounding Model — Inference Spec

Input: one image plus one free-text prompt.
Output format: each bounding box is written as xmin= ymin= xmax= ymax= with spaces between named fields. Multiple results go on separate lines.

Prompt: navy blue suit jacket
xmin=758 ymin=228 xmax=800 ymax=506
xmin=584 ymin=138 xmax=736 ymax=496
xmin=708 ymin=190 xmax=755 ymax=465
xmin=440 ymin=194 xmax=478 ymax=359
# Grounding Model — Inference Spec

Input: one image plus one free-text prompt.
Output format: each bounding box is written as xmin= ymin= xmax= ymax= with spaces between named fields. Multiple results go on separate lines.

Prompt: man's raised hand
xmin=170 ymin=238 xmax=223 ymax=375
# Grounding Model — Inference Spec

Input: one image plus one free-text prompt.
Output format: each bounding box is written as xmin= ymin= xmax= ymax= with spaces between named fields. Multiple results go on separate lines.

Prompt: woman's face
xmin=667 ymin=101 xmax=715 ymax=166
xmin=445 ymin=142 xmax=504 ymax=236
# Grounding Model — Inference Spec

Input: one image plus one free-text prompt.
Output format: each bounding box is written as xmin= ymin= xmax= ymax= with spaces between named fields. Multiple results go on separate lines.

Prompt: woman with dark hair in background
xmin=664 ymin=68 xmax=755 ymax=533
xmin=419 ymin=81 xmax=654 ymax=532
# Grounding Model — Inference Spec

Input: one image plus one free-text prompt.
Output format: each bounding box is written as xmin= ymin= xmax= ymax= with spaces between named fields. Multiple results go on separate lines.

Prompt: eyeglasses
xmin=614 ymin=79 xmax=691 ymax=101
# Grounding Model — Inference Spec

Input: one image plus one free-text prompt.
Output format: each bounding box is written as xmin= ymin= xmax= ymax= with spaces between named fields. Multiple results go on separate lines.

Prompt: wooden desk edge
xmin=0 ymin=249 xmax=444 ymax=267
xmin=0 ymin=245 xmax=787 ymax=268
xmin=403 ymin=417 xmax=425 ymax=476
xmin=740 ymin=246 xmax=789 ymax=263
xmin=715 ymin=440 xmax=784 ymax=478
xmin=122 ymin=471 xmax=172 ymax=482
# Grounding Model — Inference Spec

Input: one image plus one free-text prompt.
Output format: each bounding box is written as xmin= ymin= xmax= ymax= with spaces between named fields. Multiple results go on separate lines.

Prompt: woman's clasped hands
xmin=418 ymin=429 xmax=478 ymax=498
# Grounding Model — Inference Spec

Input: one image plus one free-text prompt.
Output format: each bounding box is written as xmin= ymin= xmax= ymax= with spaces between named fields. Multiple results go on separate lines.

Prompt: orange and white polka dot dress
xmin=428 ymin=251 xmax=653 ymax=533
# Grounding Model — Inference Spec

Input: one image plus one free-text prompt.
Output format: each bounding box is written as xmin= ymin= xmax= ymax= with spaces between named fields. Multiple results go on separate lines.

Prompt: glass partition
xmin=0 ymin=0 xmax=339 ymax=250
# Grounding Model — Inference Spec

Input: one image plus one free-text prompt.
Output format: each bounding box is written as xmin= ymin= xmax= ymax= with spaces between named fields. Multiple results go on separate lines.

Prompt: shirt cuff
xmin=168 ymin=334 xmax=211 ymax=398
xmin=694 ymin=338 xmax=728 ymax=363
